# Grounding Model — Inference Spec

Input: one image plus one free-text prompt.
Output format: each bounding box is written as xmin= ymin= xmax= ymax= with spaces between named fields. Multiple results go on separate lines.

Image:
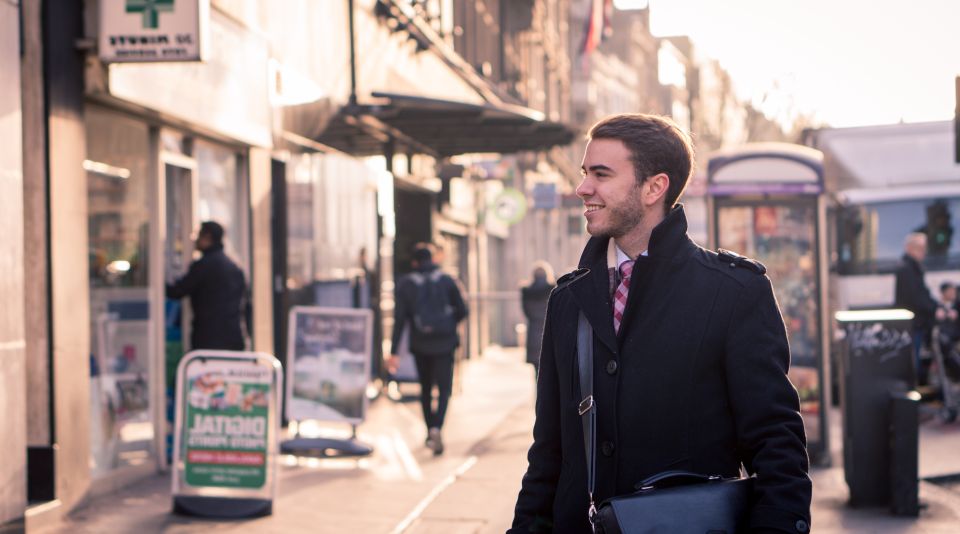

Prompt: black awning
xmin=311 ymin=92 xmax=577 ymax=158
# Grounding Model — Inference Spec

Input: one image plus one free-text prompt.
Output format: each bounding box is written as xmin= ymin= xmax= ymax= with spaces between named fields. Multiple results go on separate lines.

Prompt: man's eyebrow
xmin=582 ymin=164 xmax=614 ymax=173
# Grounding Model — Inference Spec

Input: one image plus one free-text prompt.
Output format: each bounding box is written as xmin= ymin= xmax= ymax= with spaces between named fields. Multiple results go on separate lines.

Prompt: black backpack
xmin=410 ymin=270 xmax=457 ymax=341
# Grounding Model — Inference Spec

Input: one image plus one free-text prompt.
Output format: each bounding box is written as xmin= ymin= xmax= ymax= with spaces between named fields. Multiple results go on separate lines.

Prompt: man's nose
xmin=575 ymin=176 xmax=592 ymax=198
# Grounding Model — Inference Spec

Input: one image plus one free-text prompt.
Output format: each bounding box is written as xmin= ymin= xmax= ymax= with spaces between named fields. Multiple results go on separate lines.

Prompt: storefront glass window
xmin=281 ymin=153 xmax=380 ymax=314
xmin=195 ymin=140 xmax=247 ymax=272
xmin=85 ymin=107 xmax=154 ymax=477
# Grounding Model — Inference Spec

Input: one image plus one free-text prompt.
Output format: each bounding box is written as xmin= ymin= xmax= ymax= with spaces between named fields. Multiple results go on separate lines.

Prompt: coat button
xmin=795 ymin=519 xmax=809 ymax=533
xmin=605 ymin=360 xmax=618 ymax=375
xmin=601 ymin=441 xmax=615 ymax=457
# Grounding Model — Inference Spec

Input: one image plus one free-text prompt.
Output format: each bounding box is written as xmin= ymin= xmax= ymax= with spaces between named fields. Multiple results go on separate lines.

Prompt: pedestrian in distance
xmin=166 ymin=221 xmax=248 ymax=351
xmin=509 ymin=114 xmax=811 ymax=533
xmin=388 ymin=245 xmax=468 ymax=455
xmin=521 ymin=261 xmax=555 ymax=379
xmin=937 ymin=282 xmax=959 ymax=338
xmin=894 ymin=232 xmax=944 ymax=386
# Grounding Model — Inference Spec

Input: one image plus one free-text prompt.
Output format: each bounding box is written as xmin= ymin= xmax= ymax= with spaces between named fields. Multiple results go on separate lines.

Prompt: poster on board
xmin=286 ymin=306 xmax=373 ymax=424
xmin=172 ymin=351 xmax=282 ymax=518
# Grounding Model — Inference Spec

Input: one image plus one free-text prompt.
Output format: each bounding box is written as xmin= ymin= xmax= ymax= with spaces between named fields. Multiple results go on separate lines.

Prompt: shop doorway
xmin=158 ymin=153 xmax=198 ymax=466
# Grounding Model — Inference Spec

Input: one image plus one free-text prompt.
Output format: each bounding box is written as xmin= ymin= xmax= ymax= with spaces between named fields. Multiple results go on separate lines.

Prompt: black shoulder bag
xmin=577 ymin=312 xmax=755 ymax=534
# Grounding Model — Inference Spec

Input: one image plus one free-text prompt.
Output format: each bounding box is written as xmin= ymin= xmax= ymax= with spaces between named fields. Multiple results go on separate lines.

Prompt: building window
xmin=85 ymin=107 xmax=154 ymax=478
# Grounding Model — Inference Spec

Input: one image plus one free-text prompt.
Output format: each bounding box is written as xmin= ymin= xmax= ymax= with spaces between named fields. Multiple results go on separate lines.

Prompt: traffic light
xmin=925 ymin=200 xmax=953 ymax=257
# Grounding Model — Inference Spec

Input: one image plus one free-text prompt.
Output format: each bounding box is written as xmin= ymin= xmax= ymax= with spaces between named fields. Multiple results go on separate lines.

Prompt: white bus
xmin=809 ymin=121 xmax=960 ymax=312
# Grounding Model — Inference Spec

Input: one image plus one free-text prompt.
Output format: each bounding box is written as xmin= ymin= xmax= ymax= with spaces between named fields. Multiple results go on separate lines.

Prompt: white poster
xmin=286 ymin=307 xmax=373 ymax=424
xmin=99 ymin=0 xmax=208 ymax=62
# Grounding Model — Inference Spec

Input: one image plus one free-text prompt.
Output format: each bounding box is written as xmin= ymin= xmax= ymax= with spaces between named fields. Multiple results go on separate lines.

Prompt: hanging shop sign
xmin=491 ymin=188 xmax=528 ymax=225
xmin=99 ymin=0 xmax=209 ymax=63
xmin=532 ymin=182 xmax=558 ymax=210
xmin=172 ymin=351 xmax=282 ymax=518
xmin=286 ymin=307 xmax=373 ymax=424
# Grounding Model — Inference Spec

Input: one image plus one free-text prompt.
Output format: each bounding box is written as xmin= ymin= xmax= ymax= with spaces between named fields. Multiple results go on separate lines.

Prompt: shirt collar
xmin=608 ymin=239 xmax=647 ymax=270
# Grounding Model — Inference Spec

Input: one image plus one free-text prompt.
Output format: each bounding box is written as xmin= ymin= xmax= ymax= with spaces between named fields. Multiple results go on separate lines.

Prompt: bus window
xmin=836 ymin=197 xmax=960 ymax=275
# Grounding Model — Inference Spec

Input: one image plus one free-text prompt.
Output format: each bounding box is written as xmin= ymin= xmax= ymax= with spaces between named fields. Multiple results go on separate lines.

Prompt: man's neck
xmin=614 ymin=211 xmax=665 ymax=260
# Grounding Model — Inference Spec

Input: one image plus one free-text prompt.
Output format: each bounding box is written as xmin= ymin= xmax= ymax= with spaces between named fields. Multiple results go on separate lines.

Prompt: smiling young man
xmin=509 ymin=114 xmax=811 ymax=534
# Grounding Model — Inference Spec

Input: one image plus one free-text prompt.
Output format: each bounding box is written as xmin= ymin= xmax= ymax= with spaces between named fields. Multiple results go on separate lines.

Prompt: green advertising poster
xmin=183 ymin=361 xmax=272 ymax=489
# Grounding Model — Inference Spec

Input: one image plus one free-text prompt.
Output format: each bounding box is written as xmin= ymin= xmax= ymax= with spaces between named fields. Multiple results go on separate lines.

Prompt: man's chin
xmin=586 ymin=226 xmax=612 ymax=238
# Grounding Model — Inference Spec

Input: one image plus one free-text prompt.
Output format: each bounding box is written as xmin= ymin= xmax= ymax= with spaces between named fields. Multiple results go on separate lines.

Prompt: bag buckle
xmin=578 ymin=395 xmax=594 ymax=416
xmin=588 ymin=500 xmax=598 ymax=533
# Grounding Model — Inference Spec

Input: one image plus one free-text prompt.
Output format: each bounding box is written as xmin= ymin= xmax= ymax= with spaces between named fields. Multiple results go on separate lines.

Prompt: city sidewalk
xmin=39 ymin=346 xmax=960 ymax=533
xmin=39 ymin=347 xmax=538 ymax=534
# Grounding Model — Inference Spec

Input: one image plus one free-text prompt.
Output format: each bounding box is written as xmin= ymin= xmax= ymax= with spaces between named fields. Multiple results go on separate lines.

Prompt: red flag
xmin=579 ymin=0 xmax=613 ymax=60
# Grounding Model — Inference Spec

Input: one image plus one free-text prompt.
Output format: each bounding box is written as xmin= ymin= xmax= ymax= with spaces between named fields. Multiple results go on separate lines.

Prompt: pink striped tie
xmin=613 ymin=260 xmax=634 ymax=334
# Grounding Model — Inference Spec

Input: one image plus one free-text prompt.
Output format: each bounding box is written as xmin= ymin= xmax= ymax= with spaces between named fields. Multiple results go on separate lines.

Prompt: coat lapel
xmin=569 ymin=240 xmax=618 ymax=354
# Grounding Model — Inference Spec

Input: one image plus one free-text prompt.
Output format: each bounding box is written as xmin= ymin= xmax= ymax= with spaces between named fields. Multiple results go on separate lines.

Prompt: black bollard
xmin=889 ymin=389 xmax=920 ymax=516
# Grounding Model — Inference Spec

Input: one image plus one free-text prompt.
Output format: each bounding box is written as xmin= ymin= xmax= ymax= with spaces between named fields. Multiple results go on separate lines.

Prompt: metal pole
xmin=348 ymin=0 xmax=358 ymax=107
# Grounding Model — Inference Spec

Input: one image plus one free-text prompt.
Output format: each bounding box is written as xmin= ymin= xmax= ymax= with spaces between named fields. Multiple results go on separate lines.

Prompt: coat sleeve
xmin=895 ymin=266 xmax=937 ymax=317
xmin=724 ymin=275 xmax=812 ymax=533
xmin=521 ymin=287 xmax=534 ymax=321
xmin=509 ymin=294 xmax=562 ymax=533
xmin=390 ymin=277 xmax=411 ymax=355
xmin=447 ymin=276 xmax=469 ymax=323
xmin=165 ymin=258 xmax=205 ymax=299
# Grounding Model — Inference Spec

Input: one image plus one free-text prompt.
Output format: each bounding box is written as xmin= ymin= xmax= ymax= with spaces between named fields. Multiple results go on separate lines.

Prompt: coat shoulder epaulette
xmin=555 ymin=267 xmax=590 ymax=289
xmin=715 ymin=248 xmax=767 ymax=275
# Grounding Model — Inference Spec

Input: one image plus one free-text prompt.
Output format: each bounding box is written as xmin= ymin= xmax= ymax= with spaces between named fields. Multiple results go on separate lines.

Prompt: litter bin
xmin=835 ymin=309 xmax=915 ymax=507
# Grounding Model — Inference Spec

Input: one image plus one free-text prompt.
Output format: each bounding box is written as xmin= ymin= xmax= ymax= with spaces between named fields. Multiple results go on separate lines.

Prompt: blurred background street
xmin=2 ymin=0 xmax=960 ymax=533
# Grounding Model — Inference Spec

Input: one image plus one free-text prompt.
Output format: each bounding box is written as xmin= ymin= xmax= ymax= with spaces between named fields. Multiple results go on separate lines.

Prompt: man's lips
xmin=584 ymin=204 xmax=604 ymax=216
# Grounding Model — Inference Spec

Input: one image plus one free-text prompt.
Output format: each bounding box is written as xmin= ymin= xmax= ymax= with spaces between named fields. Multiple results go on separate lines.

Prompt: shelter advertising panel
xmin=286 ymin=307 xmax=373 ymax=424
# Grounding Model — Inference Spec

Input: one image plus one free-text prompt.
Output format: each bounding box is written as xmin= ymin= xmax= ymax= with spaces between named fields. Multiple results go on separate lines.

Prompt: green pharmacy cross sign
xmin=126 ymin=0 xmax=175 ymax=29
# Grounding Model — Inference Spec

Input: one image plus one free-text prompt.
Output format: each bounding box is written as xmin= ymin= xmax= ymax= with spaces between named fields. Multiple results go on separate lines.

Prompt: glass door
xmin=160 ymin=153 xmax=198 ymax=465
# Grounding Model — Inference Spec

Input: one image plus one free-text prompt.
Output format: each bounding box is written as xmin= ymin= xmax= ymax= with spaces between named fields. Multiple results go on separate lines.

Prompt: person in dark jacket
xmin=510 ymin=114 xmax=811 ymax=534
xmin=521 ymin=261 xmax=555 ymax=378
xmin=166 ymin=221 xmax=247 ymax=351
xmin=894 ymin=232 xmax=943 ymax=385
xmin=388 ymin=246 xmax=468 ymax=455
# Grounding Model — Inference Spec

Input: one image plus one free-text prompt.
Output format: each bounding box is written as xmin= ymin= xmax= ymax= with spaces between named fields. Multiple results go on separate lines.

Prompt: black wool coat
xmin=522 ymin=279 xmax=555 ymax=365
xmin=166 ymin=246 xmax=247 ymax=351
xmin=390 ymin=264 xmax=469 ymax=356
xmin=894 ymin=253 xmax=938 ymax=334
xmin=510 ymin=206 xmax=811 ymax=534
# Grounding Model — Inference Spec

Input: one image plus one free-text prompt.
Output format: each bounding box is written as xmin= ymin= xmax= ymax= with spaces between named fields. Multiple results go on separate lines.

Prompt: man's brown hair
xmin=587 ymin=113 xmax=694 ymax=208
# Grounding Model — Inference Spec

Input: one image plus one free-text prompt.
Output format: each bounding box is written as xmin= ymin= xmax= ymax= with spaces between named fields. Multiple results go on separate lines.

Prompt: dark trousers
xmin=413 ymin=351 xmax=454 ymax=430
xmin=913 ymin=328 xmax=930 ymax=386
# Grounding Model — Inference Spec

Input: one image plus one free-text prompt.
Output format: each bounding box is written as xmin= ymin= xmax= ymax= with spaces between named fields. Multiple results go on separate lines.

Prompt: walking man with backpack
xmin=388 ymin=245 xmax=468 ymax=455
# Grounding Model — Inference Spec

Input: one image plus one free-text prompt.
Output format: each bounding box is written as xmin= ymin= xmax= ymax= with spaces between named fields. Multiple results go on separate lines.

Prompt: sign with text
xmin=173 ymin=351 xmax=281 ymax=509
xmin=286 ymin=307 xmax=373 ymax=424
xmin=99 ymin=0 xmax=209 ymax=63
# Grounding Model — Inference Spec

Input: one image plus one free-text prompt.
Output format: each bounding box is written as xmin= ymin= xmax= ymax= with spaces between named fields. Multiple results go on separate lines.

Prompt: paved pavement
xmin=36 ymin=347 xmax=960 ymax=533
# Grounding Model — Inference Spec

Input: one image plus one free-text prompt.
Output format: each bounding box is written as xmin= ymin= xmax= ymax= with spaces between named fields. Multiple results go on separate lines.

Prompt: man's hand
xmin=936 ymin=307 xmax=947 ymax=321
xmin=387 ymin=354 xmax=400 ymax=375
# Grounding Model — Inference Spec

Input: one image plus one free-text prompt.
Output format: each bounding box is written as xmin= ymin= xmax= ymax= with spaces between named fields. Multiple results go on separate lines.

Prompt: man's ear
xmin=642 ymin=173 xmax=670 ymax=207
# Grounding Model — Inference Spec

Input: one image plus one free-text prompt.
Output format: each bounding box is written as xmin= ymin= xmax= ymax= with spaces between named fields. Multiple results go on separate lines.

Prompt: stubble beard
xmin=587 ymin=186 xmax=645 ymax=239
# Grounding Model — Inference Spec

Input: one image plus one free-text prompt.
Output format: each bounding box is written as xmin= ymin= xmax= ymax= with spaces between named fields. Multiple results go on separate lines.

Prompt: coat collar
xmin=902 ymin=253 xmax=924 ymax=273
xmin=567 ymin=205 xmax=695 ymax=353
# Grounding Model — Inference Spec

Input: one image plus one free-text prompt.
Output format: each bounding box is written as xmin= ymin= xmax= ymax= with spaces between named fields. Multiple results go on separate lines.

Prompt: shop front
xmin=85 ymin=105 xmax=255 ymax=483
xmin=83 ymin=6 xmax=270 ymax=486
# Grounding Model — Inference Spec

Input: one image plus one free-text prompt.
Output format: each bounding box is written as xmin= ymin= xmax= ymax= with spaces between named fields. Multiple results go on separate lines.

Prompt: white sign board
xmin=286 ymin=307 xmax=373 ymax=424
xmin=172 ymin=351 xmax=282 ymax=518
xmin=99 ymin=0 xmax=208 ymax=63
